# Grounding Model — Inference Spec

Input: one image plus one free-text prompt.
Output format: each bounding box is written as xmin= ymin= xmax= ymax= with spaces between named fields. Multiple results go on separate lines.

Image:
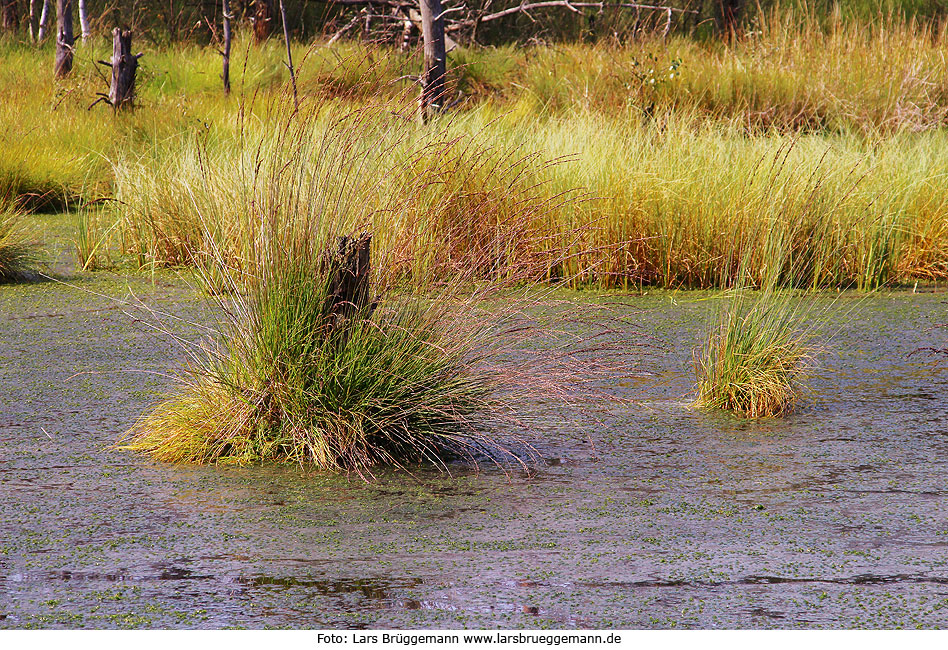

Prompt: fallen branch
xmin=326 ymin=11 xmax=365 ymax=45
xmin=474 ymin=1 xmax=695 ymax=24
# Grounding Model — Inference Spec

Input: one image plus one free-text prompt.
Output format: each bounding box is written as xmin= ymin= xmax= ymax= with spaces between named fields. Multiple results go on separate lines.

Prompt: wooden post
xmin=107 ymin=28 xmax=142 ymax=110
xmin=419 ymin=0 xmax=446 ymax=122
xmin=253 ymin=0 xmax=272 ymax=43
xmin=322 ymin=234 xmax=374 ymax=343
xmin=222 ymin=0 xmax=232 ymax=93
xmin=54 ymin=0 xmax=74 ymax=78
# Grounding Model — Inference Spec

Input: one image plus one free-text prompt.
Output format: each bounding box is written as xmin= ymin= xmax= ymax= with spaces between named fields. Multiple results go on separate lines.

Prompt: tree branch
xmin=475 ymin=2 xmax=695 ymax=24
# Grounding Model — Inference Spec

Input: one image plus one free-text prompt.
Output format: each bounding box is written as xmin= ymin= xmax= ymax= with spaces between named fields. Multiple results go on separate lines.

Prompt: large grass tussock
xmin=0 ymin=201 xmax=40 ymax=282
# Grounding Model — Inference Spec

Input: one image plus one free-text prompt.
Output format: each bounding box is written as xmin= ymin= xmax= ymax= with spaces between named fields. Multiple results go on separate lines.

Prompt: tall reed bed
xmin=110 ymin=107 xmax=948 ymax=289
xmin=113 ymin=97 xmax=577 ymax=285
xmin=120 ymin=98 xmax=630 ymax=472
xmin=472 ymin=9 xmax=948 ymax=134
xmin=5 ymin=9 xmax=948 ymax=212
xmin=447 ymin=113 xmax=948 ymax=289
xmin=0 ymin=37 xmax=413 ymax=210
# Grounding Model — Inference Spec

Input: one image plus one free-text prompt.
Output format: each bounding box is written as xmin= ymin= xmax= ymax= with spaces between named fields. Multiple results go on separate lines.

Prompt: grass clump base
xmin=122 ymin=250 xmax=515 ymax=473
xmin=694 ymin=286 xmax=815 ymax=418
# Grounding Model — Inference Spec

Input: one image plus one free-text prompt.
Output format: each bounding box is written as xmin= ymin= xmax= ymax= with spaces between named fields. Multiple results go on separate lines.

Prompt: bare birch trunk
xmin=54 ymin=0 xmax=74 ymax=78
xmin=37 ymin=0 xmax=50 ymax=40
xmin=222 ymin=0 xmax=232 ymax=92
xmin=107 ymin=27 xmax=141 ymax=110
xmin=400 ymin=10 xmax=412 ymax=52
xmin=418 ymin=0 xmax=446 ymax=122
xmin=30 ymin=0 xmax=36 ymax=40
xmin=77 ymin=0 xmax=89 ymax=42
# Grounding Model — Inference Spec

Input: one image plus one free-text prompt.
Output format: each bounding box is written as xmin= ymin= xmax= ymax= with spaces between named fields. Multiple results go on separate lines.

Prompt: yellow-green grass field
xmin=4 ymin=9 xmax=948 ymax=290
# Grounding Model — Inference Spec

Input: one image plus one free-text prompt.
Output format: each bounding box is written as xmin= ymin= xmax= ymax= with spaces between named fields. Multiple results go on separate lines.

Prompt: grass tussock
xmin=122 ymin=255 xmax=508 ymax=471
xmin=0 ymin=201 xmax=40 ymax=282
xmin=694 ymin=285 xmax=815 ymax=418
xmin=119 ymin=100 xmax=628 ymax=473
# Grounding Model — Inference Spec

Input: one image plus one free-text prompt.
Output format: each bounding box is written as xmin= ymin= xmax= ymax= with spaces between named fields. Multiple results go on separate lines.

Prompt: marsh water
xmin=3 ymin=219 xmax=948 ymax=628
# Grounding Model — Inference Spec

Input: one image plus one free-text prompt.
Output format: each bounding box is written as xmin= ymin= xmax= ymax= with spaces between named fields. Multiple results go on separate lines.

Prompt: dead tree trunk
xmin=322 ymin=234 xmax=374 ymax=345
xmin=221 ymin=0 xmax=232 ymax=92
xmin=418 ymin=0 xmax=446 ymax=122
xmin=37 ymin=0 xmax=50 ymax=40
xmin=77 ymin=0 xmax=88 ymax=42
xmin=2 ymin=0 xmax=18 ymax=32
xmin=106 ymin=28 xmax=141 ymax=110
xmin=54 ymin=0 xmax=74 ymax=78
xmin=29 ymin=0 xmax=36 ymax=40
xmin=253 ymin=0 xmax=273 ymax=43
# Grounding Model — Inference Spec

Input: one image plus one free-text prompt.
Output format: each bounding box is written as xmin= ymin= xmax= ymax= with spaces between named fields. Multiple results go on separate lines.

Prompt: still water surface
xmin=2 ymin=274 xmax=948 ymax=628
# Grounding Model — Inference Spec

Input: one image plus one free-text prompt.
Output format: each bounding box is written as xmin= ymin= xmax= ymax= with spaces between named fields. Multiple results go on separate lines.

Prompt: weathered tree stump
xmin=253 ymin=0 xmax=273 ymax=43
xmin=107 ymin=28 xmax=142 ymax=110
xmin=322 ymin=234 xmax=375 ymax=343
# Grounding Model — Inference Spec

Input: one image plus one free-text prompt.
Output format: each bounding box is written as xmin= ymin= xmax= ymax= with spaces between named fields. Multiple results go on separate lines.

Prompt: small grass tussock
xmin=694 ymin=284 xmax=815 ymax=418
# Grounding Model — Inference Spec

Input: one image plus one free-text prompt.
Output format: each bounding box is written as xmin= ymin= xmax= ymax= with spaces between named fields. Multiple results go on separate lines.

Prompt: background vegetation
xmin=5 ymin=6 xmax=948 ymax=289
